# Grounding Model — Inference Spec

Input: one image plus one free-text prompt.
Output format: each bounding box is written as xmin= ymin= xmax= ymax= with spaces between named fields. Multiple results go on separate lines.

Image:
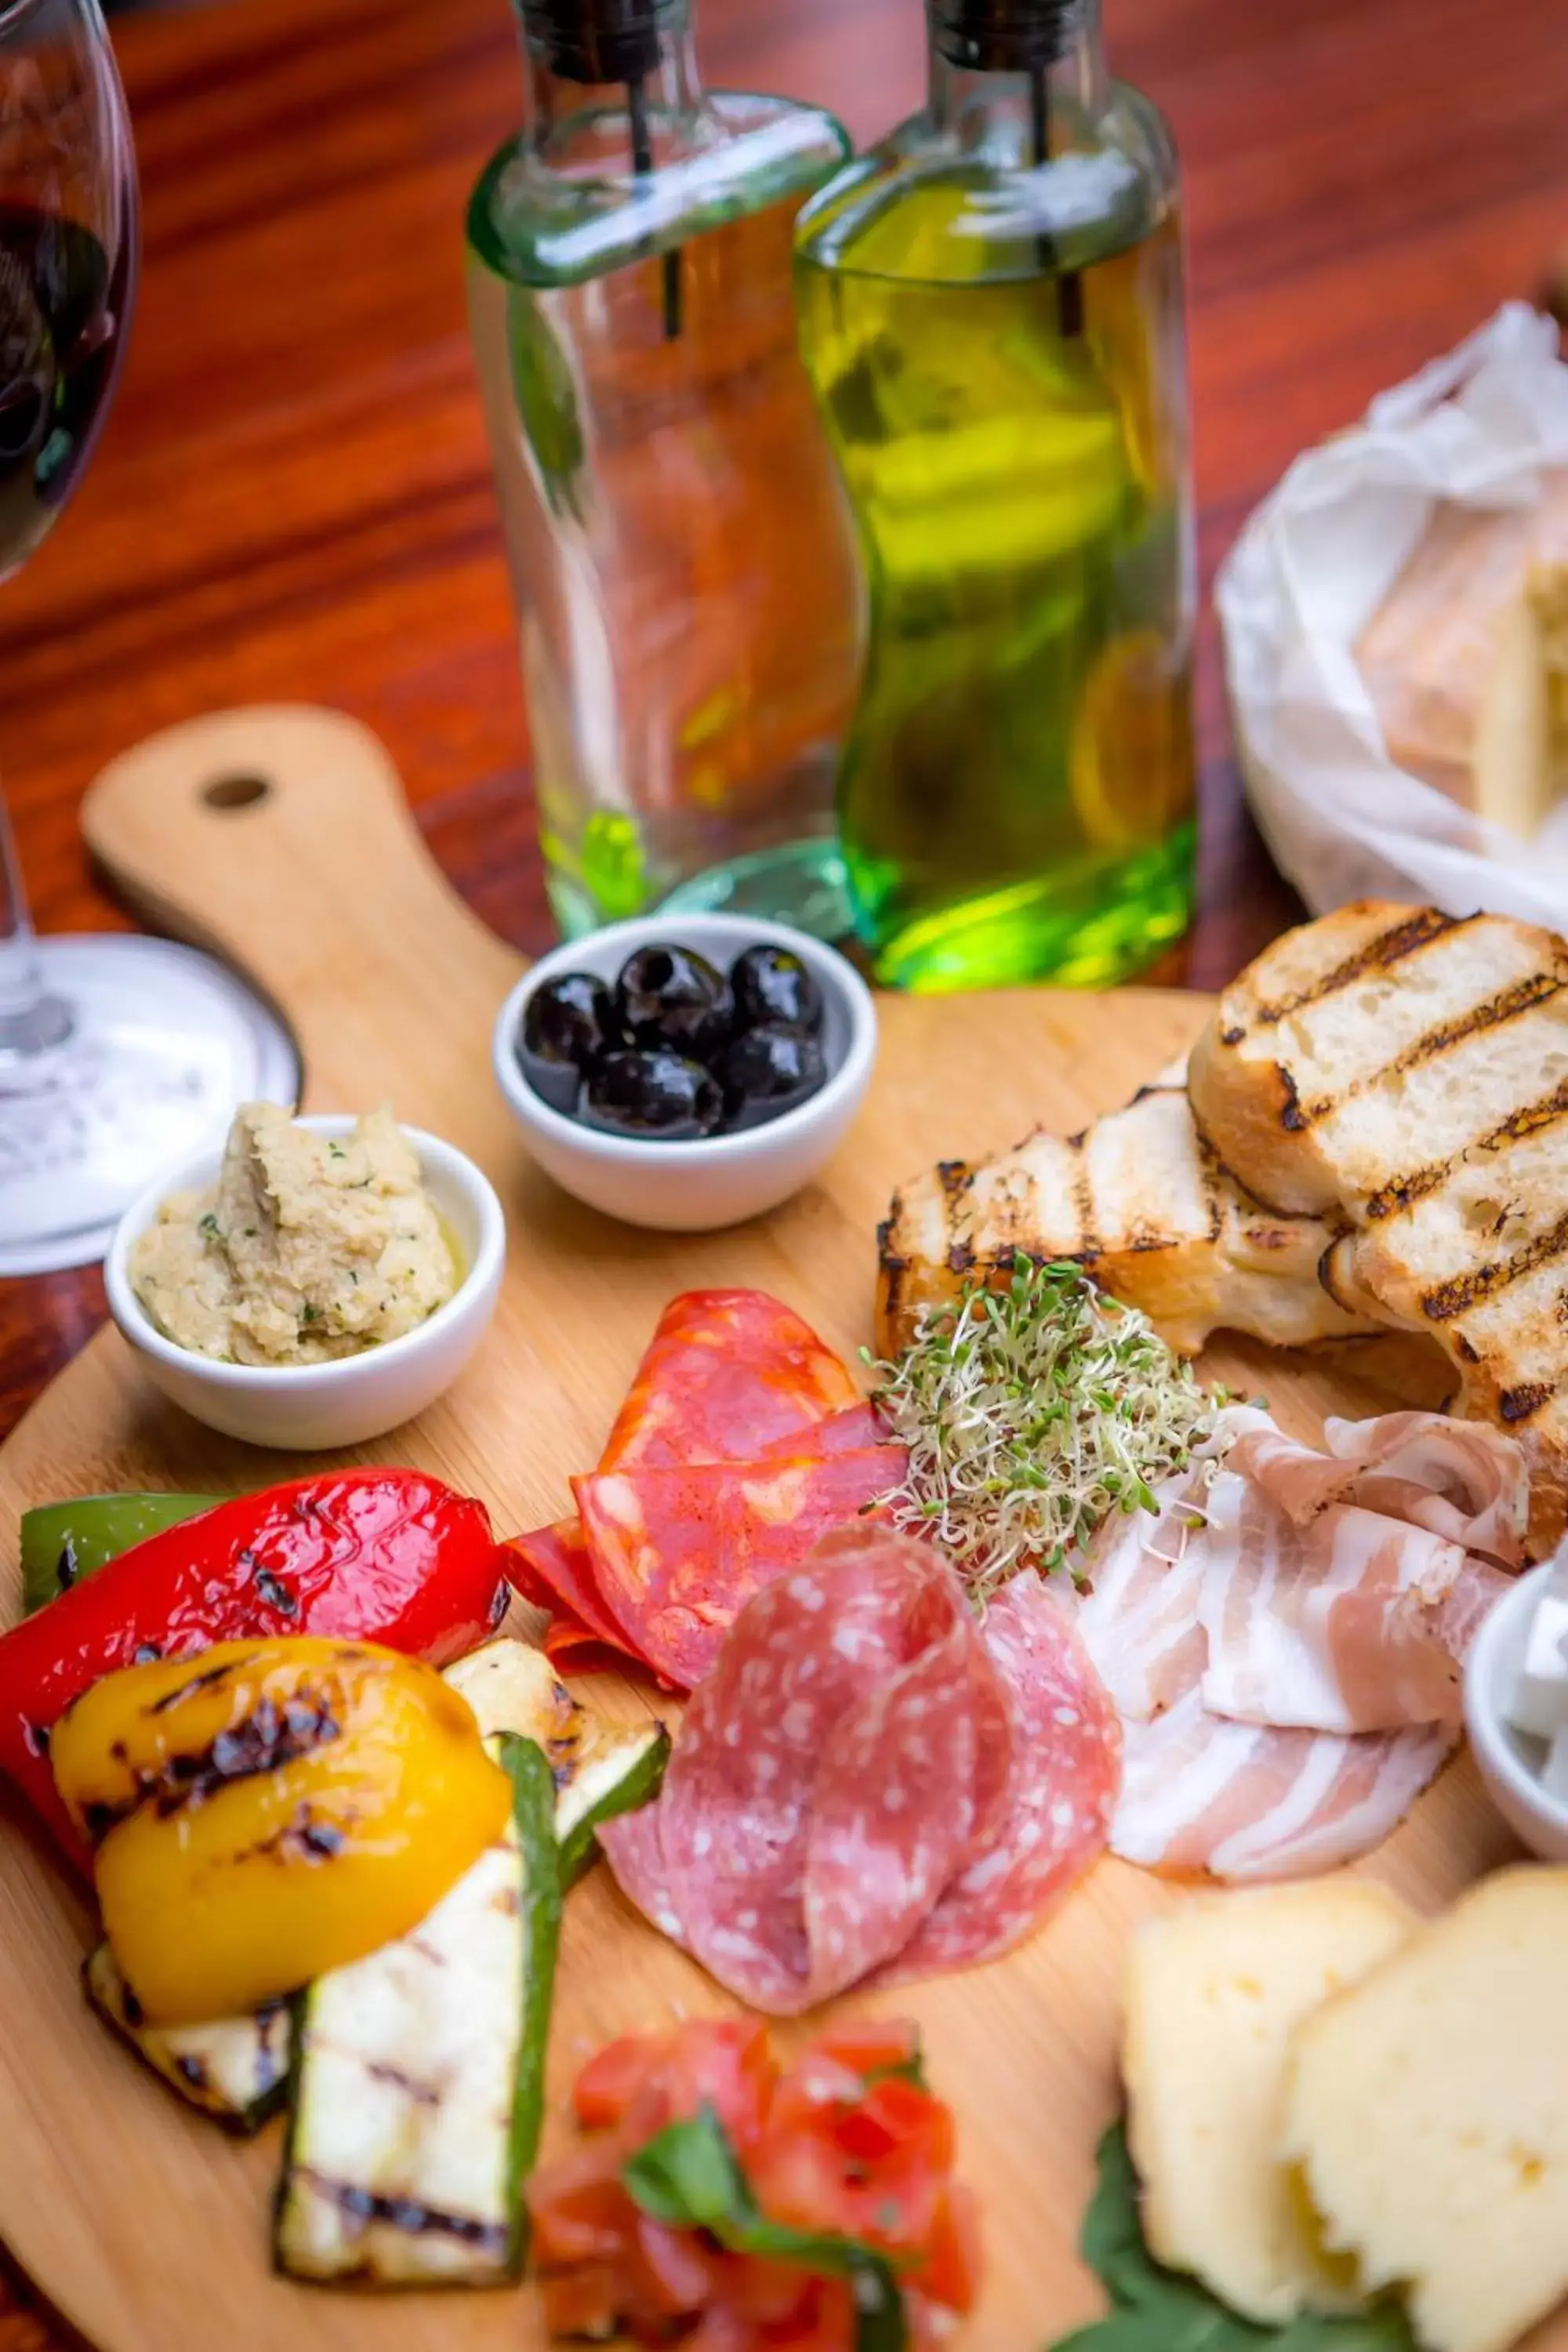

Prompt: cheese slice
xmin=1122 ymin=1879 xmax=1415 ymax=2325
xmin=1356 ymin=477 xmax=1568 ymax=837
xmin=1283 ymin=1866 xmax=1568 ymax=2352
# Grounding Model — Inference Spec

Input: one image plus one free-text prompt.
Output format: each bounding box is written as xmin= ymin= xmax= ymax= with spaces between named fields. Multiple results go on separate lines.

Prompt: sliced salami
xmin=600 ymin=1532 xmax=1121 ymax=2012
xmin=875 ymin=1574 xmax=1122 ymax=1983
xmin=755 ymin=1401 xmax=889 ymax=1459
xmin=505 ymin=1518 xmax=646 ymax=1666
xmin=603 ymin=1544 xmax=926 ymax=2007
xmin=599 ymin=1290 xmax=861 ymax=1472
xmin=573 ymin=1445 xmax=905 ymax=1691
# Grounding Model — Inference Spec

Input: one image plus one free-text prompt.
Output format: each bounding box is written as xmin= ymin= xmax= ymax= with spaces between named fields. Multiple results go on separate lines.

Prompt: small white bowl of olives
xmin=491 ymin=914 xmax=877 ymax=1232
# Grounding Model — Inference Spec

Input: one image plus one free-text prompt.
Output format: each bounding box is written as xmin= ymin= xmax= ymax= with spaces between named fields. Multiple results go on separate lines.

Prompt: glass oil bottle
xmin=795 ymin=0 xmax=1196 ymax=989
xmin=467 ymin=0 xmax=863 ymax=938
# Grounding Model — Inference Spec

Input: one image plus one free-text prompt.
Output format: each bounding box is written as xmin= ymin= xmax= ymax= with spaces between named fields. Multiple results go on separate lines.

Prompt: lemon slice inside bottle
xmin=1069 ymin=627 xmax=1196 ymax=852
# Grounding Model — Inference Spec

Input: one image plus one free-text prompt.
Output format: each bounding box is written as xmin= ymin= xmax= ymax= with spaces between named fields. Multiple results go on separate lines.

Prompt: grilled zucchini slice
xmin=85 ymin=1944 xmax=289 ymax=2132
xmin=274 ymin=1733 xmax=561 ymax=2285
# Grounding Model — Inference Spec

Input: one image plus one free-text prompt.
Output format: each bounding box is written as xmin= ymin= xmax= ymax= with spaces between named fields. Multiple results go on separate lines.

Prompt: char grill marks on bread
xmin=876 ymin=1079 xmax=1381 ymax=1359
xmin=1189 ymin=901 xmax=1568 ymax=1555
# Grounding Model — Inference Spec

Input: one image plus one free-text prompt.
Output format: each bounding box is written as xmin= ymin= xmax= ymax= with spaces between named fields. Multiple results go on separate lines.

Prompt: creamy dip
xmin=130 ymin=1104 xmax=457 ymax=1366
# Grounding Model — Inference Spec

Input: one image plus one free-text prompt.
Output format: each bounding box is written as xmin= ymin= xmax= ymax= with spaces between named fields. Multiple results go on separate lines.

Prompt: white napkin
xmin=1216 ymin=304 xmax=1568 ymax=924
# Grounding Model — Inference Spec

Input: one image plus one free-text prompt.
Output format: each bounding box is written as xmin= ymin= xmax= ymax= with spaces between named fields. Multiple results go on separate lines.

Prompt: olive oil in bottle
xmin=795 ymin=0 xmax=1196 ymax=990
xmin=467 ymin=0 xmax=862 ymax=938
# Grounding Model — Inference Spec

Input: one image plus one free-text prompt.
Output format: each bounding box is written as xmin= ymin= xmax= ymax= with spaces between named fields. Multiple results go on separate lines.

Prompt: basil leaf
xmin=622 ymin=2102 xmax=752 ymax=2230
xmin=1058 ymin=2124 xmax=1417 ymax=2352
xmin=623 ymin=2104 xmax=907 ymax=2352
xmin=862 ymin=2051 xmax=930 ymax=2091
xmin=1080 ymin=2120 xmax=1174 ymax=2309
xmin=1272 ymin=2320 xmax=1417 ymax=2352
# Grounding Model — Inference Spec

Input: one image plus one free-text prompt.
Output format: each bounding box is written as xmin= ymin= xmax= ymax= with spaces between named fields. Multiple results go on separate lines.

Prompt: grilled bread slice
xmin=1192 ymin=901 xmax=1568 ymax=1553
xmin=875 ymin=1077 xmax=1381 ymax=1359
xmin=1188 ymin=902 xmax=1568 ymax=1218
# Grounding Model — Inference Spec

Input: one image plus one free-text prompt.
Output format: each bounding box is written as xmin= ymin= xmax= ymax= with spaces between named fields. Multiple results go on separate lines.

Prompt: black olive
xmin=730 ymin=944 xmax=825 ymax=1038
xmin=714 ymin=1022 xmax=828 ymax=1132
xmin=579 ymin=1048 xmax=724 ymax=1141
xmin=615 ymin=944 xmax=734 ymax=1061
xmin=517 ymin=972 xmax=622 ymax=1113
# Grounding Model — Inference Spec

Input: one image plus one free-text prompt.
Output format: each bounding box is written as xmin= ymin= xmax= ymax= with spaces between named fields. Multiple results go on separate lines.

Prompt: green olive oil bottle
xmin=795 ymin=0 xmax=1196 ymax=990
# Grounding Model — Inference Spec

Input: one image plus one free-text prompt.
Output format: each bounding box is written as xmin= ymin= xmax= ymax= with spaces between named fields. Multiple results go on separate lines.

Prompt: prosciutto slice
xmin=601 ymin=1530 xmax=1118 ymax=2010
xmin=1229 ymin=1412 xmax=1527 ymax=1568
xmin=1112 ymin=1690 xmax=1454 ymax=1881
xmin=1073 ymin=1406 xmax=1521 ymax=1880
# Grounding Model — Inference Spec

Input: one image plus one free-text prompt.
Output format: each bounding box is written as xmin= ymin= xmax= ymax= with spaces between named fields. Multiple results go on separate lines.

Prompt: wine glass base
xmin=0 ymin=935 xmax=299 ymax=1276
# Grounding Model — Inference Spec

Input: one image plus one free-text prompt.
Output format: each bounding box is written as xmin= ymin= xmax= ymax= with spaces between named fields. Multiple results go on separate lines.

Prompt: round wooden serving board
xmin=0 ymin=710 xmax=1541 ymax=2352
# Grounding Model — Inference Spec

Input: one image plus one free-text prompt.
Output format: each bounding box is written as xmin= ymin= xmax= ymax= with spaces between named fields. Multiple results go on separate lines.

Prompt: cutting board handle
xmin=81 ymin=706 xmax=523 ymax=1105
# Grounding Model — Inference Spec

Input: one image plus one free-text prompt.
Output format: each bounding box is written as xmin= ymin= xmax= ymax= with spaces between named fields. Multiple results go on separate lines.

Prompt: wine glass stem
xmin=0 ymin=782 xmax=73 ymax=1058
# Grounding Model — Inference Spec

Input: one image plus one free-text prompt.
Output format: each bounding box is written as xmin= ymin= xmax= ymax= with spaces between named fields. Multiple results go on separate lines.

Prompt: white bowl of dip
xmin=1464 ymin=1563 xmax=1568 ymax=1863
xmin=491 ymin=913 xmax=878 ymax=1233
xmin=105 ymin=1115 xmax=506 ymax=1452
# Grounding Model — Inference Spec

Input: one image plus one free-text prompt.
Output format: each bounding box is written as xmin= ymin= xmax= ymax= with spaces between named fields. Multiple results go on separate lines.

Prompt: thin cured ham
xmin=1228 ymin=1412 xmax=1527 ymax=1568
xmin=600 ymin=1529 xmax=1119 ymax=2011
xmin=506 ymin=1291 xmax=904 ymax=1687
xmin=1112 ymin=1690 xmax=1454 ymax=1881
xmin=1074 ymin=1406 xmax=1523 ymax=1881
xmin=1195 ymin=1469 xmax=1512 ymax=1733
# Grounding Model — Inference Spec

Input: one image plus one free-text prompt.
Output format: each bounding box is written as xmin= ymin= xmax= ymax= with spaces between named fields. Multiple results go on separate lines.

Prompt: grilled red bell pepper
xmin=0 ymin=1468 xmax=510 ymax=1874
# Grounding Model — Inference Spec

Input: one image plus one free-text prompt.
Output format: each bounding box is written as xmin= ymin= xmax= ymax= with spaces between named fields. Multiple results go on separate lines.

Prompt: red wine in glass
xmin=0 ymin=0 xmax=298 ymax=1272
xmin=0 ymin=202 xmax=129 ymax=577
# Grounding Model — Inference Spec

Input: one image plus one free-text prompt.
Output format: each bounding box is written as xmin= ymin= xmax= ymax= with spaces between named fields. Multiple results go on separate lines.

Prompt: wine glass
xmin=0 ymin=0 xmax=294 ymax=1274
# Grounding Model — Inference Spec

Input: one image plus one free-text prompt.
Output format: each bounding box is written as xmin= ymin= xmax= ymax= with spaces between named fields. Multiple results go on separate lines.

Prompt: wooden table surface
xmin=2 ymin=0 xmax=1567 ymax=2328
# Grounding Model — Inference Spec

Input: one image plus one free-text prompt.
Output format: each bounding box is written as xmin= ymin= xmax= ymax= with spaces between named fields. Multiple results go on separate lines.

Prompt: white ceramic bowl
xmin=1464 ymin=1563 xmax=1568 ymax=1860
xmin=492 ymin=913 xmax=877 ymax=1232
xmin=104 ymin=1115 xmax=506 ymax=1451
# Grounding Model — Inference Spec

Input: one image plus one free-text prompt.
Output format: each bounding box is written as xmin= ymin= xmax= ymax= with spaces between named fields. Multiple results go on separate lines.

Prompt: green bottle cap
xmin=518 ymin=0 xmax=675 ymax=82
xmin=928 ymin=0 xmax=1075 ymax=71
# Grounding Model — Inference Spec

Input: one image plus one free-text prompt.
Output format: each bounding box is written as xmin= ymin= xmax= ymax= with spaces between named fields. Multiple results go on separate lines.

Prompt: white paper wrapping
xmin=1216 ymin=304 xmax=1568 ymax=924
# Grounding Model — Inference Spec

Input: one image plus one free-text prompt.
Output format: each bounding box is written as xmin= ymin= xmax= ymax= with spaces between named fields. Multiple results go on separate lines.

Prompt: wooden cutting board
xmin=0 ymin=709 xmax=1537 ymax=2352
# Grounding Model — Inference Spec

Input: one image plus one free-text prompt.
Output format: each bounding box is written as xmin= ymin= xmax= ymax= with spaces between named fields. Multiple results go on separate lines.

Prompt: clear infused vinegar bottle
xmin=795 ymin=0 xmax=1196 ymax=989
xmin=467 ymin=0 xmax=863 ymax=938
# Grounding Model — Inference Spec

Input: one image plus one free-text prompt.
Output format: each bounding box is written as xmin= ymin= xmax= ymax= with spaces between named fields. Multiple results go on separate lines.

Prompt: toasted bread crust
xmin=874 ymin=1083 xmax=1379 ymax=1360
xmin=1195 ymin=901 xmax=1568 ymax=1555
xmin=881 ymin=899 xmax=1568 ymax=1556
xmin=1188 ymin=903 xmax=1472 ymax=1214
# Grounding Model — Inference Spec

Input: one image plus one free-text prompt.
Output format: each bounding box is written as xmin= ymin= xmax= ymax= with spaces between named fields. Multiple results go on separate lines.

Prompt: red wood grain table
xmin=2 ymin=0 xmax=1568 ymax=2328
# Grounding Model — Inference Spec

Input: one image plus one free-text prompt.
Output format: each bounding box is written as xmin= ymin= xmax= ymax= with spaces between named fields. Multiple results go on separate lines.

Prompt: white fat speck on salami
xmin=599 ymin=1530 xmax=1122 ymax=2012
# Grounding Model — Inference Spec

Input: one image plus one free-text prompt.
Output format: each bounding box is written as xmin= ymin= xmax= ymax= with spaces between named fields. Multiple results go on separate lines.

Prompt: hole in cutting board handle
xmin=201 ymin=772 xmax=272 ymax=811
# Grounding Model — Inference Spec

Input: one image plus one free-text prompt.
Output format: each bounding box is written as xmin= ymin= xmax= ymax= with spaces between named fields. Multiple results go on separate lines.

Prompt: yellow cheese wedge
xmin=1356 ymin=477 xmax=1568 ymax=837
xmin=1283 ymin=1866 xmax=1568 ymax=2352
xmin=1123 ymin=1879 xmax=1416 ymax=2324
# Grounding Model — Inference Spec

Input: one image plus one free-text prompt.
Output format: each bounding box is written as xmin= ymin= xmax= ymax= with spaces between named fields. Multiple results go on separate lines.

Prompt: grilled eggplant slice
xmin=85 ymin=1944 xmax=289 ymax=2132
xmin=274 ymin=1733 xmax=561 ymax=2285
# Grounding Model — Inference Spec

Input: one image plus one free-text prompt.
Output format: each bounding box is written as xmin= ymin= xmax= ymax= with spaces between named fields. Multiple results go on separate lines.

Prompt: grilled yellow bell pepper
xmin=50 ymin=1636 xmax=510 ymax=2025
